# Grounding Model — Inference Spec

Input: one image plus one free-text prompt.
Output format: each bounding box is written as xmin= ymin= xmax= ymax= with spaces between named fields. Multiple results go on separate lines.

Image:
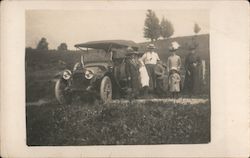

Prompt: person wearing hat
xmin=168 ymin=67 xmax=181 ymax=98
xmin=183 ymin=43 xmax=202 ymax=96
xmin=154 ymin=60 xmax=167 ymax=96
xmin=140 ymin=43 xmax=160 ymax=91
xmin=125 ymin=47 xmax=140 ymax=98
xmin=166 ymin=41 xmax=182 ymax=73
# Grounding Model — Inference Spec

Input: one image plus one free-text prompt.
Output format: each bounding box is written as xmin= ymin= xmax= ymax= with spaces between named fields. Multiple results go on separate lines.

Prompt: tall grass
xmin=26 ymin=101 xmax=210 ymax=145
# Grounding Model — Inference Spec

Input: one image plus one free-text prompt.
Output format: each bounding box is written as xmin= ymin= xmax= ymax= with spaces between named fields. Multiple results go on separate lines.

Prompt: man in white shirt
xmin=140 ymin=44 xmax=160 ymax=91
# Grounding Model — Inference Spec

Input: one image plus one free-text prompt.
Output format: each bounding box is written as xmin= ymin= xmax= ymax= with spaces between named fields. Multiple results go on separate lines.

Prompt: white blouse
xmin=141 ymin=52 xmax=160 ymax=65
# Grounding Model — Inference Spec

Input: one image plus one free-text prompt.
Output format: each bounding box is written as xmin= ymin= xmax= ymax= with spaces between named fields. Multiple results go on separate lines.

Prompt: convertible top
xmin=74 ymin=40 xmax=139 ymax=51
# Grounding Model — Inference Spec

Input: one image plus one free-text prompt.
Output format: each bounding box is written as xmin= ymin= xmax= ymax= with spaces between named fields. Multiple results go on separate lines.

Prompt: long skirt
xmin=139 ymin=66 xmax=149 ymax=87
xmin=184 ymin=65 xmax=202 ymax=94
xmin=145 ymin=64 xmax=156 ymax=90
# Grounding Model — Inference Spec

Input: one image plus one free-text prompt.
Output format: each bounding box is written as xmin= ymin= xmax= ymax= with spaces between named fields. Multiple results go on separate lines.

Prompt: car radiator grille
xmin=70 ymin=73 xmax=90 ymax=90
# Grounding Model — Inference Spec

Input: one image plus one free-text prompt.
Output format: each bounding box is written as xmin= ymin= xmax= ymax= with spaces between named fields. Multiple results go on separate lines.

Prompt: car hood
xmin=85 ymin=62 xmax=110 ymax=69
xmin=85 ymin=66 xmax=106 ymax=75
xmin=84 ymin=62 xmax=110 ymax=76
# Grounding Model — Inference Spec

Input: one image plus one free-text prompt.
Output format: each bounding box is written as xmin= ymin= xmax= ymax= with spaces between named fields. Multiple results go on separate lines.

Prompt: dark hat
xmin=126 ymin=47 xmax=138 ymax=55
xmin=155 ymin=64 xmax=165 ymax=76
xmin=169 ymin=46 xmax=175 ymax=52
xmin=188 ymin=42 xmax=199 ymax=50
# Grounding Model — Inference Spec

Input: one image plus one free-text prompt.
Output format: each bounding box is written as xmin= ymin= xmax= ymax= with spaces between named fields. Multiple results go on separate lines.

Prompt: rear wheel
xmin=100 ymin=76 xmax=112 ymax=103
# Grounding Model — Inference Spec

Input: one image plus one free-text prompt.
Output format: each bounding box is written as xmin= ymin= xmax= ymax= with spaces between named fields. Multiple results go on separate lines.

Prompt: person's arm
xmin=125 ymin=58 xmax=131 ymax=79
xmin=140 ymin=53 xmax=146 ymax=63
xmin=135 ymin=56 xmax=140 ymax=69
xmin=168 ymin=75 xmax=172 ymax=85
xmin=197 ymin=55 xmax=202 ymax=65
xmin=166 ymin=57 xmax=170 ymax=72
xmin=185 ymin=54 xmax=191 ymax=75
xmin=176 ymin=74 xmax=181 ymax=82
xmin=156 ymin=53 xmax=160 ymax=61
xmin=177 ymin=56 xmax=181 ymax=71
xmin=138 ymin=58 xmax=144 ymax=67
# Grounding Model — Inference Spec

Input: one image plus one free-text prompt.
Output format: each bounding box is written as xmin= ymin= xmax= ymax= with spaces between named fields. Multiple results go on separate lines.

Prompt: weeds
xmin=26 ymin=101 xmax=210 ymax=145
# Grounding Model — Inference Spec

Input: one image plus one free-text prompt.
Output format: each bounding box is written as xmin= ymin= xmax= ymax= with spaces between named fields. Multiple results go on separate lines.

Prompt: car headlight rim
xmin=62 ymin=69 xmax=72 ymax=80
xmin=85 ymin=70 xmax=94 ymax=80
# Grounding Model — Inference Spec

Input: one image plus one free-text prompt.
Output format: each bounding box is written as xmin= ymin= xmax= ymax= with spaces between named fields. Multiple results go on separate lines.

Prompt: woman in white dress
xmin=138 ymin=58 xmax=150 ymax=95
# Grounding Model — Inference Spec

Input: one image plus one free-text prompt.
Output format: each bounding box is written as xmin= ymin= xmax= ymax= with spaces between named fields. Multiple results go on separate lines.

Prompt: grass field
xmin=26 ymin=34 xmax=210 ymax=145
xmin=27 ymin=100 xmax=210 ymax=145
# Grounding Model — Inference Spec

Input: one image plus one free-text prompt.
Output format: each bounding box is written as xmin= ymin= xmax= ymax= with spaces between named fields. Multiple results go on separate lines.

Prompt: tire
xmin=55 ymin=79 xmax=71 ymax=104
xmin=100 ymin=76 xmax=112 ymax=103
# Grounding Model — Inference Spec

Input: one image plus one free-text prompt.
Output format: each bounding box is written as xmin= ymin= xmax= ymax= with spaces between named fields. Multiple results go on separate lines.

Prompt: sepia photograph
xmin=1 ymin=1 xmax=249 ymax=158
xmin=25 ymin=9 xmax=210 ymax=146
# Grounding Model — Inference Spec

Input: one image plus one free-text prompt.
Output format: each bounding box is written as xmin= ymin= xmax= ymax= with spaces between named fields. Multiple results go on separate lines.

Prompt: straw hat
xmin=169 ymin=41 xmax=180 ymax=51
xmin=147 ymin=44 xmax=156 ymax=49
xmin=170 ymin=67 xmax=178 ymax=71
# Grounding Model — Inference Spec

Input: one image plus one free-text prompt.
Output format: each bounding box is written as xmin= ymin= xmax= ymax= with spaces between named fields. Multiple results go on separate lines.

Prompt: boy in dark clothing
xmin=154 ymin=60 xmax=167 ymax=97
xmin=125 ymin=47 xmax=140 ymax=98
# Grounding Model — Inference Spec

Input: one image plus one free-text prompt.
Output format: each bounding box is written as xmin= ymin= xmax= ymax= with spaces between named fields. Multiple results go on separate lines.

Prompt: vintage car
xmin=55 ymin=40 xmax=139 ymax=104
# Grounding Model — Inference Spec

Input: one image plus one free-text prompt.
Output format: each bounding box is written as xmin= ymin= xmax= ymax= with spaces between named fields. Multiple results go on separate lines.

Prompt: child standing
xmin=154 ymin=60 xmax=167 ymax=96
xmin=168 ymin=68 xmax=181 ymax=98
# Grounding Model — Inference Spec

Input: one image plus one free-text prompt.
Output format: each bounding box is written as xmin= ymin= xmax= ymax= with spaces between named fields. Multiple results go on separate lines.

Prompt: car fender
xmin=51 ymin=71 xmax=63 ymax=82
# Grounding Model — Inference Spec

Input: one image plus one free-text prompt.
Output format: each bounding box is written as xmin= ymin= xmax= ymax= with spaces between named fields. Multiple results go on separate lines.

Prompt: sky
xmin=26 ymin=10 xmax=209 ymax=50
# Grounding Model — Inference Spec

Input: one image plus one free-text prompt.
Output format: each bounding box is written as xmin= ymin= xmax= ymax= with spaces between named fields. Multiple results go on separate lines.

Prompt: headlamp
xmin=85 ymin=70 xmax=94 ymax=79
xmin=62 ymin=70 xmax=72 ymax=80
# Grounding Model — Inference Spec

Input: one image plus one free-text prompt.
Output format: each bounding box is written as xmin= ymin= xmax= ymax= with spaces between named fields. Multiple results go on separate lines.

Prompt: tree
xmin=193 ymin=23 xmax=201 ymax=43
xmin=194 ymin=23 xmax=201 ymax=34
xmin=36 ymin=37 xmax=48 ymax=51
xmin=143 ymin=10 xmax=161 ymax=41
xmin=160 ymin=17 xmax=174 ymax=39
xmin=57 ymin=43 xmax=68 ymax=51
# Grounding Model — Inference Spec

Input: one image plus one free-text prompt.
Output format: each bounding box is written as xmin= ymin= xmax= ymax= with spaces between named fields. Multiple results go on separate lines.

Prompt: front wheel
xmin=100 ymin=76 xmax=112 ymax=103
xmin=55 ymin=79 xmax=71 ymax=104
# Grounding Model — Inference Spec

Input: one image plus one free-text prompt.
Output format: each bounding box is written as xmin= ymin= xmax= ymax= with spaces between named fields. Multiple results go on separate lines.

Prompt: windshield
xmin=79 ymin=49 xmax=111 ymax=62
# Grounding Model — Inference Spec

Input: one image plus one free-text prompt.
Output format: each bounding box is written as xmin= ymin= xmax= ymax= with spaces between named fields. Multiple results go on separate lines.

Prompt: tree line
xmin=144 ymin=9 xmax=174 ymax=41
xmin=30 ymin=9 xmax=201 ymax=51
xmin=28 ymin=37 xmax=68 ymax=51
xmin=144 ymin=9 xmax=201 ymax=42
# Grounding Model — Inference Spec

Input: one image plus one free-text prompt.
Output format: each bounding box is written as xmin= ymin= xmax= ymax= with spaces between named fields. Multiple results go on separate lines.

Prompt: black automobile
xmin=55 ymin=40 xmax=139 ymax=104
